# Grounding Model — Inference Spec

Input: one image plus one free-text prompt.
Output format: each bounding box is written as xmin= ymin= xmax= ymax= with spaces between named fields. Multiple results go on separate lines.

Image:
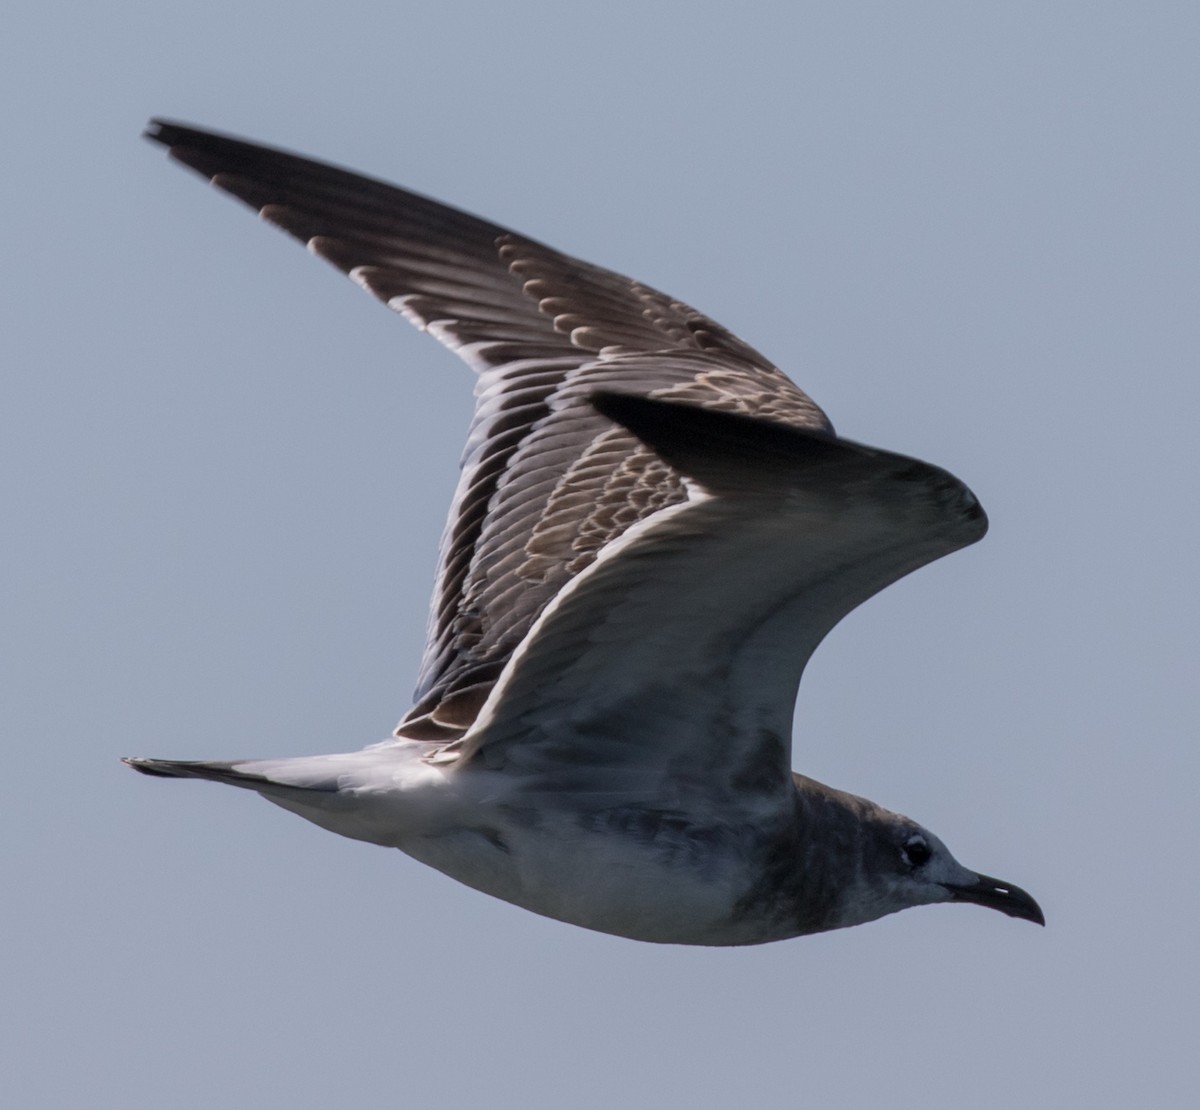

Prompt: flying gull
xmin=127 ymin=120 xmax=1043 ymax=944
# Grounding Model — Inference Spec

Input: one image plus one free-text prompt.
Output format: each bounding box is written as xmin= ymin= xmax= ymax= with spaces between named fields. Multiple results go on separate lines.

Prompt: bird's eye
xmin=903 ymin=837 xmax=931 ymax=868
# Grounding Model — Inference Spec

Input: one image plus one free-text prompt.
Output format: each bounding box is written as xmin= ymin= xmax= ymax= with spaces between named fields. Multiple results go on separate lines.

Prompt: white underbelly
xmin=397 ymin=812 xmax=764 ymax=946
xmin=258 ymin=748 xmax=785 ymax=945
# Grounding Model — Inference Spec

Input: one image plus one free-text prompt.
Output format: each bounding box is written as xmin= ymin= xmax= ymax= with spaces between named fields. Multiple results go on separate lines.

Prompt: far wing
xmin=459 ymin=395 xmax=987 ymax=800
xmin=147 ymin=122 xmax=830 ymax=737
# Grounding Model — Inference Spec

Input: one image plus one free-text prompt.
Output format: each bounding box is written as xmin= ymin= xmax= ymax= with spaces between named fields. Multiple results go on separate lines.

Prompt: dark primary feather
xmin=145 ymin=121 xmax=831 ymax=737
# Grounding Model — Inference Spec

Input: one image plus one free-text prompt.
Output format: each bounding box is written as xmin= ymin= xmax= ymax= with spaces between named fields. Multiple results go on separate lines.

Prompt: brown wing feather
xmin=146 ymin=121 xmax=831 ymax=739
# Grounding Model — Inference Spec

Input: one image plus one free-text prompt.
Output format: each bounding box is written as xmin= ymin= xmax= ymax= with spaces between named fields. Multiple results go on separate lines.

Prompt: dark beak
xmin=946 ymin=873 xmax=1045 ymax=926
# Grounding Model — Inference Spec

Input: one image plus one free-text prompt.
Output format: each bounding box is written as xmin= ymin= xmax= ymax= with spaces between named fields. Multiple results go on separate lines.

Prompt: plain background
xmin=5 ymin=3 xmax=1197 ymax=1107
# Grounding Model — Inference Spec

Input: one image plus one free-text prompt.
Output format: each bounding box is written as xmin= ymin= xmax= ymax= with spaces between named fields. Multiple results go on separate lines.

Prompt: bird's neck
xmin=736 ymin=775 xmax=888 ymax=937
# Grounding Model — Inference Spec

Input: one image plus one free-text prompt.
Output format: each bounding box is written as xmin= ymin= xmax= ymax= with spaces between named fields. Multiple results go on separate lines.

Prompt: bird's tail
xmin=122 ymin=744 xmax=442 ymax=848
xmin=122 ymin=756 xmax=308 ymax=790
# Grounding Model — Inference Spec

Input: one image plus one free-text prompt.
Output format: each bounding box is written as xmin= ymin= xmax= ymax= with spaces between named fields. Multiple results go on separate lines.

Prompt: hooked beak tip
xmin=947 ymin=872 xmax=1045 ymax=926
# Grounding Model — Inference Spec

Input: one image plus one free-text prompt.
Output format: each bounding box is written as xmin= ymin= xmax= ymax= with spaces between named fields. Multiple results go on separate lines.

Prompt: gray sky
xmin=5 ymin=3 xmax=1197 ymax=1107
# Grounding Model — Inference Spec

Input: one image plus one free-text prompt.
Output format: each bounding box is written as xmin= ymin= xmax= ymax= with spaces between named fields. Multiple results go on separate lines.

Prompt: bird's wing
xmin=146 ymin=122 xmax=831 ymax=737
xmin=458 ymin=394 xmax=986 ymax=800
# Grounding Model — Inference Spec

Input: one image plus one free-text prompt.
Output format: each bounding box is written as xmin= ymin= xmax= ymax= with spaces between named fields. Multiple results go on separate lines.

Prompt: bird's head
xmin=841 ymin=807 xmax=1044 ymax=929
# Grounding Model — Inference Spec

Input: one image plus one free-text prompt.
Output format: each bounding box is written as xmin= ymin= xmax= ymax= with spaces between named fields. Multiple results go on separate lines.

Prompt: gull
xmin=126 ymin=120 xmax=1043 ymax=945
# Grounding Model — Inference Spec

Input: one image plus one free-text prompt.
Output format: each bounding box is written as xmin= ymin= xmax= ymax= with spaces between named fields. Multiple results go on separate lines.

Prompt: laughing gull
xmin=126 ymin=121 xmax=1043 ymax=944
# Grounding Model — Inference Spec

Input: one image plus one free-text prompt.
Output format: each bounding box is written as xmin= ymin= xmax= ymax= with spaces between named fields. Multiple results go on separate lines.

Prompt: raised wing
xmin=146 ymin=122 xmax=831 ymax=737
xmin=460 ymin=395 xmax=987 ymax=800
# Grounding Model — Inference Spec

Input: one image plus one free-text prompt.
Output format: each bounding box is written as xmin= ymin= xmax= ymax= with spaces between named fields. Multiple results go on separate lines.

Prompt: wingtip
xmin=588 ymin=390 xmax=854 ymax=488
